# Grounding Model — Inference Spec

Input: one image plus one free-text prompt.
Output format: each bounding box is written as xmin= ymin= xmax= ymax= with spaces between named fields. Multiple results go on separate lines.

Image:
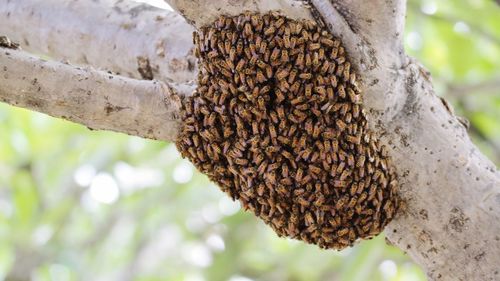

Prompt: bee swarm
xmin=176 ymin=12 xmax=399 ymax=250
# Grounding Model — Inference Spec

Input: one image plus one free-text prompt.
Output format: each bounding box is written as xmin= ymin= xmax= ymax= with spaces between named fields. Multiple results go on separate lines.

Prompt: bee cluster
xmin=176 ymin=12 xmax=399 ymax=250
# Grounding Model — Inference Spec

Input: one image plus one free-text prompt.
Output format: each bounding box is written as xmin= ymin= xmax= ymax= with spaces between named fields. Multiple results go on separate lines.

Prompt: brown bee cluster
xmin=176 ymin=12 xmax=399 ymax=250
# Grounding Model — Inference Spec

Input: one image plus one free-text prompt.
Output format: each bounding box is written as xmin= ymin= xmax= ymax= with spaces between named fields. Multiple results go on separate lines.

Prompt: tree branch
xmin=2 ymin=1 xmax=499 ymax=280
xmin=157 ymin=1 xmax=500 ymax=280
xmin=0 ymin=48 xmax=182 ymax=142
xmin=310 ymin=0 xmax=408 ymax=123
xmin=0 ymin=0 xmax=197 ymax=95
xmin=164 ymin=0 xmax=314 ymax=28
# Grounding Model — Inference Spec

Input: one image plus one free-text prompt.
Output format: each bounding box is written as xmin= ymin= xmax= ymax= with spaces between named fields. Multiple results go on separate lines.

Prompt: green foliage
xmin=0 ymin=0 xmax=498 ymax=280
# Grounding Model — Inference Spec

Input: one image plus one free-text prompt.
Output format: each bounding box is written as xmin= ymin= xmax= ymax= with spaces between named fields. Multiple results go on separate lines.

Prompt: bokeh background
xmin=0 ymin=0 xmax=499 ymax=280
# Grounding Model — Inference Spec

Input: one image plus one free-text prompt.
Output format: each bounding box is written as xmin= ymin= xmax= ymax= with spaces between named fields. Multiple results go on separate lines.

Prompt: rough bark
xmin=0 ymin=48 xmax=181 ymax=141
xmin=0 ymin=0 xmax=197 ymax=95
xmin=1 ymin=0 xmax=499 ymax=280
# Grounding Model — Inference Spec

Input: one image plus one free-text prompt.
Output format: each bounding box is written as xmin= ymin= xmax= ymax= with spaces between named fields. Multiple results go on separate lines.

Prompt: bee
xmin=336 ymin=119 xmax=347 ymax=131
xmin=256 ymin=59 xmax=267 ymax=69
xmin=276 ymin=69 xmax=289 ymax=80
xmin=295 ymin=23 xmax=303 ymax=34
xmin=347 ymin=154 xmax=355 ymax=167
xmin=347 ymin=135 xmax=361 ymax=144
xmin=299 ymin=135 xmax=307 ymax=147
xmin=229 ymin=47 xmax=236 ymax=61
xmin=356 ymin=155 xmax=366 ymax=168
xmin=330 ymin=47 xmax=338 ymax=59
xmin=312 ymin=124 xmax=322 ymax=139
xmin=305 ymin=53 xmax=312 ymax=67
xmin=274 ymin=17 xmax=285 ymax=28
xmin=297 ymin=197 xmax=310 ymax=207
xmin=251 ymin=14 xmax=260 ymax=26
xmin=343 ymin=62 xmax=351 ymax=81
xmin=235 ymin=59 xmax=246 ymax=72
xmin=281 ymin=49 xmax=289 ymax=62
xmin=283 ymin=34 xmax=291 ymax=48
xmin=350 ymin=72 xmax=357 ymax=86
xmin=289 ymin=81 xmax=300 ymax=93
xmin=295 ymin=168 xmax=304 ymax=182
xmin=264 ymin=25 xmax=276 ymax=36
xmin=336 ymin=195 xmax=349 ymax=210
xmin=340 ymin=169 xmax=351 ymax=181
xmin=315 ymin=86 xmax=326 ymax=96
xmin=320 ymin=37 xmax=334 ymax=47
xmin=296 ymin=53 xmax=304 ymax=68
xmin=236 ymin=41 xmax=243 ymax=55
xmin=352 ymin=104 xmax=360 ymax=119
xmin=305 ymin=212 xmax=315 ymax=226
xmin=337 ymin=56 xmax=346 ymax=65
xmin=270 ymin=47 xmax=280 ymax=62
xmin=320 ymin=60 xmax=330 ymax=74
xmin=309 ymin=165 xmax=321 ymax=175
xmin=207 ymin=50 xmax=218 ymax=59
xmin=240 ymin=21 xmax=252 ymax=35
xmin=269 ymin=124 xmax=277 ymax=138
xmin=313 ymin=52 xmax=319 ymax=66
xmin=305 ymin=84 xmax=313 ymax=97
xmin=256 ymin=70 xmax=266 ymax=83
xmin=334 ymin=180 xmax=347 ymax=188
xmin=259 ymin=63 xmax=270 ymax=78
xmin=285 ymin=69 xmax=297 ymax=84
xmin=259 ymin=40 xmax=268 ymax=54
xmin=299 ymin=73 xmax=312 ymax=80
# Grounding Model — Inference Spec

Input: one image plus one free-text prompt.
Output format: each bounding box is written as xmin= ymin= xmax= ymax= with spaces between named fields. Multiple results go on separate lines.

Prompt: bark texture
xmin=0 ymin=0 xmax=196 ymax=95
xmin=1 ymin=0 xmax=499 ymax=280
xmin=0 ymin=48 xmax=181 ymax=141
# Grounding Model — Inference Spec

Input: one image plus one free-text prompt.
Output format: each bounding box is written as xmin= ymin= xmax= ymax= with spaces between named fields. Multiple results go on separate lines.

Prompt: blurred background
xmin=0 ymin=0 xmax=499 ymax=280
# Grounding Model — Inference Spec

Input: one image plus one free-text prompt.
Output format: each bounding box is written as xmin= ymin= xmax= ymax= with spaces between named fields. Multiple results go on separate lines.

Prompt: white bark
xmin=0 ymin=0 xmax=197 ymax=95
xmin=0 ymin=48 xmax=181 ymax=141
xmin=165 ymin=1 xmax=500 ymax=280
xmin=312 ymin=1 xmax=500 ymax=280
xmin=165 ymin=0 xmax=314 ymax=28
xmin=1 ymin=0 xmax=499 ymax=280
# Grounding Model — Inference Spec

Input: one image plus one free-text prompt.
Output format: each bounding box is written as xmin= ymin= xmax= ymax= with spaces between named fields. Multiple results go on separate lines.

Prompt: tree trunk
xmin=0 ymin=0 xmax=499 ymax=280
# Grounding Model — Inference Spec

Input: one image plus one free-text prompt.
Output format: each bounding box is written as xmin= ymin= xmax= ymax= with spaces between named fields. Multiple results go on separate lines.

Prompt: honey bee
xmin=281 ymin=50 xmax=289 ymax=62
xmin=262 ymin=65 xmax=271 ymax=79
xmin=244 ymin=22 xmax=252 ymax=36
xmin=256 ymin=70 xmax=266 ymax=83
xmin=356 ymin=155 xmax=366 ymax=168
xmin=269 ymin=124 xmax=277 ymax=138
xmin=229 ymin=47 xmax=236 ymax=61
xmin=271 ymin=47 xmax=280 ymax=62
xmin=264 ymin=26 xmax=276 ymax=36
xmin=288 ymin=81 xmax=299 ymax=93
xmin=309 ymin=165 xmax=322 ymax=174
xmin=347 ymin=135 xmax=361 ymax=144
xmin=313 ymin=52 xmax=319 ymax=66
xmin=336 ymin=119 xmax=347 ymax=131
xmin=259 ymin=40 xmax=267 ymax=54
xmin=305 ymin=84 xmax=313 ymax=97
xmin=236 ymin=40 xmax=243 ymax=55
xmin=296 ymin=53 xmax=304 ymax=68
xmin=305 ymin=53 xmax=312 ymax=67
xmin=274 ymin=17 xmax=285 ymax=28
xmin=299 ymin=73 xmax=312 ymax=80
xmin=276 ymin=69 xmax=289 ymax=80
xmin=341 ymin=61 xmax=349 ymax=78
xmin=283 ymin=35 xmax=291 ymax=48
